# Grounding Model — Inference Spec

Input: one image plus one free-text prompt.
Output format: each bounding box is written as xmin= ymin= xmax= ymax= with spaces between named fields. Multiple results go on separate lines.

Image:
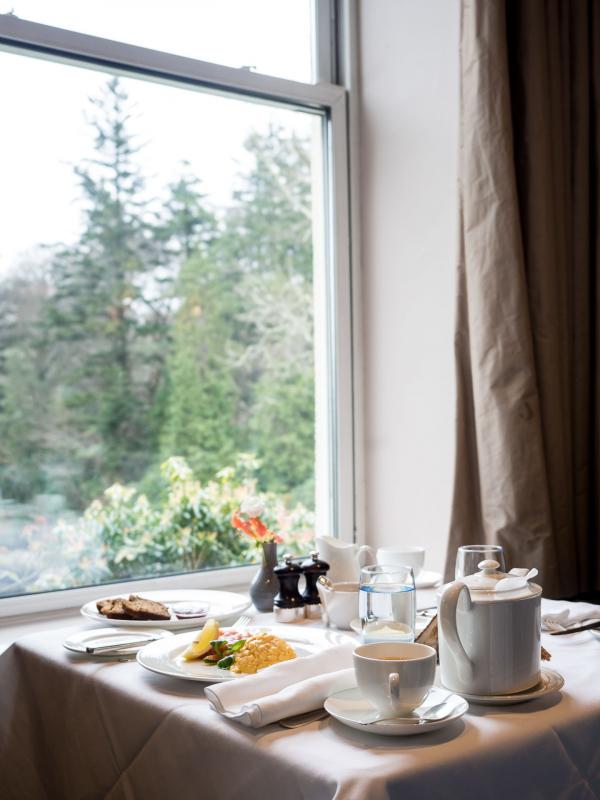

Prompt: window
xmin=0 ymin=3 xmax=356 ymax=610
xmin=4 ymin=0 xmax=315 ymax=82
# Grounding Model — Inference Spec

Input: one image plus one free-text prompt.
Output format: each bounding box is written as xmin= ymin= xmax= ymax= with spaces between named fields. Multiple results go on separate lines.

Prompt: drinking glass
xmin=455 ymin=544 xmax=506 ymax=579
xmin=359 ymin=564 xmax=416 ymax=643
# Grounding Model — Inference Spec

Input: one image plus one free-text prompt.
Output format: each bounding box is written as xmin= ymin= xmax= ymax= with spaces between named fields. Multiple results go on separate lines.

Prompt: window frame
xmin=0 ymin=0 xmax=363 ymax=618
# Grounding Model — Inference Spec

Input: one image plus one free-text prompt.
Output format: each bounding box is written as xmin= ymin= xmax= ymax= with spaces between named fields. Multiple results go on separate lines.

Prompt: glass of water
xmin=455 ymin=544 xmax=506 ymax=579
xmin=359 ymin=564 xmax=416 ymax=643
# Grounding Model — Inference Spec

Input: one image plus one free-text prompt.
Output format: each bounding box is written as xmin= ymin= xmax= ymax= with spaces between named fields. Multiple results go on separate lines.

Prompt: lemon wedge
xmin=182 ymin=618 xmax=220 ymax=661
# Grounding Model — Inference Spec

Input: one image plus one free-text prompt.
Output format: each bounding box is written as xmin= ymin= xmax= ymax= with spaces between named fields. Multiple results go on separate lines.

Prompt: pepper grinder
xmin=273 ymin=554 xmax=305 ymax=623
xmin=300 ymin=551 xmax=330 ymax=619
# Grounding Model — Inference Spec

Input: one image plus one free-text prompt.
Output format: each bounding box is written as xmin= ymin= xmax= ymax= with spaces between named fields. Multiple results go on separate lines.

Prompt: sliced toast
xmin=96 ymin=598 xmax=130 ymax=620
xmin=121 ymin=595 xmax=172 ymax=621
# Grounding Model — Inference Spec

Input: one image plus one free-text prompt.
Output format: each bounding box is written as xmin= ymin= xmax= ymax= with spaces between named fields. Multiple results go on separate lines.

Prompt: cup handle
xmin=389 ymin=672 xmax=400 ymax=710
xmin=358 ymin=545 xmax=376 ymax=568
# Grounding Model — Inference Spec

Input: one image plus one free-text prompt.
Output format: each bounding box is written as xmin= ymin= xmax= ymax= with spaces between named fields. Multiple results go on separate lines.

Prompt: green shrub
xmin=18 ymin=454 xmax=315 ymax=594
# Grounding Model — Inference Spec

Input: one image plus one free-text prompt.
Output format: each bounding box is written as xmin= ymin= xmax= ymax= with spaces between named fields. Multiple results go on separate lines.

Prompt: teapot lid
xmin=440 ymin=560 xmax=542 ymax=601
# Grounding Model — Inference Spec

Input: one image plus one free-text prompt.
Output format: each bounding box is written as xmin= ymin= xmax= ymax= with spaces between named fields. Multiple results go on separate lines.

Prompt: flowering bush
xmin=0 ymin=454 xmax=315 ymax=595
xmin=85 ymin=457 xmax=251 ymax=578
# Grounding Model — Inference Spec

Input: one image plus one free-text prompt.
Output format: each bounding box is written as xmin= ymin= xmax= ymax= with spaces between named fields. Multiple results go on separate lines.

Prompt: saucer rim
xmin=349 ymin=616 xmax=430 ymax=637
xmin=450 ymin=667 xmax=564 ymax=705
xmin=324 ymin=685 xmax=468 ymax=736
xmin=415 ymin=569 xmax=443 ymax=589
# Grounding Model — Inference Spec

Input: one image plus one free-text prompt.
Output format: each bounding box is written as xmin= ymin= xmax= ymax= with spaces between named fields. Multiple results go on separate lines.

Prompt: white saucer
xmin=415 ymin=570 xmax=443 ymax=589
xmin=325 ymin=685 xmax=468 ymax=736
xmin=453 ymin=667 xmax=564 ymax=705
xmin=350 ymin=615 xmax=430 ymax=637
xmin=64 ymin=627 xmax=173 ymax=657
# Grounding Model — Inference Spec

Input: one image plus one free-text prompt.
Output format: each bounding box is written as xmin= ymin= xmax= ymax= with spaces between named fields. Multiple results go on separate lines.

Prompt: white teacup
xmin=353 ymin=642 xmax=436 ymax=714
xmin=317 ymin=581 xmax=359 ymax=630
xmin=376 ymin=546 xmax=425 ymax=577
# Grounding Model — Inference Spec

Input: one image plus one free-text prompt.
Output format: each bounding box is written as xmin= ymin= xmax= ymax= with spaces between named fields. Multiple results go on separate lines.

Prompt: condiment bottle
xmin=300 ymin=551 xmax=330 ymax=619
xmin=273 ymin=554 xmax=305 ymax=623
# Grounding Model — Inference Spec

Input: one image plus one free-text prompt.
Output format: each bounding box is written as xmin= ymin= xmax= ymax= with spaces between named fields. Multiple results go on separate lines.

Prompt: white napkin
xmin=205 ymin=642 xmax=356 ymax=728
xmin=542 ymin=608 xmax=600 ymax=633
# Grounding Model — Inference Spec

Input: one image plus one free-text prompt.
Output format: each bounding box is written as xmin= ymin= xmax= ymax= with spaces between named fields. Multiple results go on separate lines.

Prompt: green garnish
xmin=217 ymin=655 xmax=235 ymax=670
xmin=229 ymin=639 xmax=246 ymax=652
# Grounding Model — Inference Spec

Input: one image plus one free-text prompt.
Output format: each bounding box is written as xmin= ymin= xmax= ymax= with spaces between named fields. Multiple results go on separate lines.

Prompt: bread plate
xmin=137 ymin=625 xmax=353 ymax=683
xmin=81 ymin=589 xmax=250 ymax=629
xmin=64 ymin=627 xmax=173 ymax=657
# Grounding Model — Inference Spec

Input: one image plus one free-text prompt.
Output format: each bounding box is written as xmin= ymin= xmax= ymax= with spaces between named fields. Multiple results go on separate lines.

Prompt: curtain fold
xmin=445 ymin=0 xmax=600 ymax=597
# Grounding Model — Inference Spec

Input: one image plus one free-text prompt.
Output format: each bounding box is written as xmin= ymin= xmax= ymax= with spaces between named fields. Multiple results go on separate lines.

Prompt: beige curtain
xmin=445 ymin=0 xmax=600 ymax=598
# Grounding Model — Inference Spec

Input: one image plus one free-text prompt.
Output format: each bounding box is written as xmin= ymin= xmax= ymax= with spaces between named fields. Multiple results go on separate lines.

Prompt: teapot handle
xmin=357 ymin=545 xmax=376 ymax=569
xmin=439 ymin=580 xmax=475 ymax=683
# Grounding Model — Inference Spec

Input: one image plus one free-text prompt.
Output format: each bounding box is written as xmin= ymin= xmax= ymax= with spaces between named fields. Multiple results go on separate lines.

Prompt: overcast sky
xmin=0 ymin=0 xmax=315 ymax=276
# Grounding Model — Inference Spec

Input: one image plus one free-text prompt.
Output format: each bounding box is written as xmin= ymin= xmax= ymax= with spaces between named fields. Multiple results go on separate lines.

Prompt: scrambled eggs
xmin=231 ymin=632 xmax=296 ymax=674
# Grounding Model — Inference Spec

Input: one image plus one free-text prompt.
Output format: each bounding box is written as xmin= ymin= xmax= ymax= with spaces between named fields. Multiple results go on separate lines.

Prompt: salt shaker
xmin=273 ymin=554 xmax=305 ymax=623
xmin=300 ymin=551 xmax=330 ymax=619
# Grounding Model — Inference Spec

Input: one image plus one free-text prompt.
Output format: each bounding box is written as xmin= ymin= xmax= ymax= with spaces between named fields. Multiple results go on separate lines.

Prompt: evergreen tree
xmin=44 ymin=77 xmax=164 ymax=504
xmin=159 ymin=165 xmax=217 ymax=260
xmin=224 ymin=127 xmax=313 ymax=280
xmin=0 ymin=97 xmax=317 ymax=514
xmin=217 ymin=126 xmax=315 ymax=497
xmin=160 ymin=253 xmax=238 ymax=480
xmin=0 ymin=262 xmax=51 ymax=501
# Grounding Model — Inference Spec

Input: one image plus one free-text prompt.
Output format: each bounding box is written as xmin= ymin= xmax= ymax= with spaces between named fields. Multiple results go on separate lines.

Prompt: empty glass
xmin=455 ymin=545 xmax=506 ymax=579
xmin=359 ymin=564 xmax=416 ymax=643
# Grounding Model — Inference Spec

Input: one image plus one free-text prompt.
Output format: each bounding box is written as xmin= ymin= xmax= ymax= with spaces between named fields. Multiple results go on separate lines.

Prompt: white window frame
xmin=0 ymin=0 xmax=363 ymax=618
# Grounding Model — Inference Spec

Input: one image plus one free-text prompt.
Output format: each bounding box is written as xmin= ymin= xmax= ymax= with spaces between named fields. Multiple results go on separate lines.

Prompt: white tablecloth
xmin=1 ymin=598 xmax=599 ymax=800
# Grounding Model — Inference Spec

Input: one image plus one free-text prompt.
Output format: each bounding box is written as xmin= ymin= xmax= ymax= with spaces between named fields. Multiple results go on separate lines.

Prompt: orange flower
xmin=231 ymin=511 xmax=283 ymax=544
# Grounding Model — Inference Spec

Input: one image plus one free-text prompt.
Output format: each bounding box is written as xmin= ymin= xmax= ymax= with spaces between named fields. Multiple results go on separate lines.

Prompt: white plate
xmin=64 ymin=627 xmax=173 ymax=656
xmin=324 ymin=686 xmax=468 ymax=736
xmin=452 ymin=667 xmax=564 ymax=705
xmin=415 ymin=570 xmax=443 ymax=589
xmin=81 ymin=589 xmax=251 ymax=629
xmin=137 ymin=625 xmax=354 ymax=683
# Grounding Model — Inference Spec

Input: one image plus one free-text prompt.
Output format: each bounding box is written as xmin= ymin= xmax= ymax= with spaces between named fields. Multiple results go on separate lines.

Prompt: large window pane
xmin=0 ymin=50 xmax=323 ymax=597
xmin=4 ymin=0 xmax=314 ymax=82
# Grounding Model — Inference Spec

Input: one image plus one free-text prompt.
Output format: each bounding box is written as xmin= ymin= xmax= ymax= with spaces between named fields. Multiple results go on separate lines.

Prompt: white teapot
xmin=437 ymin=559 xmax=542 ymax=696
xmin=315 ymin=536 xmax=376 ymax=583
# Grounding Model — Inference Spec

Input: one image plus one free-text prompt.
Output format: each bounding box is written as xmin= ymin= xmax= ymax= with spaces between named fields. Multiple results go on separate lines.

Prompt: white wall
xmin=357 ymin=0 xmax=460 ymax=575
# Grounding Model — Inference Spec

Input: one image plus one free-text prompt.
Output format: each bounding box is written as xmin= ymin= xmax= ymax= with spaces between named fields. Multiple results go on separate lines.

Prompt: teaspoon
xmin=359 ymin=697 xmax=462 ymax=726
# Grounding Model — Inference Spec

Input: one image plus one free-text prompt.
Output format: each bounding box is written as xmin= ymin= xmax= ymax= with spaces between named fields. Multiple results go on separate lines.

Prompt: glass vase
xmin=249 ymin=541 xmax=279 ymax=612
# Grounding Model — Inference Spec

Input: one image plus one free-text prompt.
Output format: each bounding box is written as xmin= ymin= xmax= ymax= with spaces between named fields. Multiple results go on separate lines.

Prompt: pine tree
xmin=0 ymin=262 xmax=51 ymax=501
xmin=224 ymin=127 xmax=313 ymax=280
xmin=217 ymin=126 xmax=315 ymax=498
xmin=159 ymin=165 xmax=217 ymax=260
xmin=160 ymin=253 xmax=238 ymax=480
xmin=44 ymin=77 xmax=164 ymax=504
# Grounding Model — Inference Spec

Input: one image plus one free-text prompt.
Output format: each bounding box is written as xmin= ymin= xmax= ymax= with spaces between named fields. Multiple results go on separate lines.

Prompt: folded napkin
xmin=542 ymin=608 xmax=600 ymax=633
xmin=205 ymin=642 xmax=356 ymax=728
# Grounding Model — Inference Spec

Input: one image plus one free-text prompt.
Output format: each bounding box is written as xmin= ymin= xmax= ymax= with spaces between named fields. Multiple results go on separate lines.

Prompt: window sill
xmin=0 ymin=573 xmax=253 ymax=654
xmin=0 ymin=582 xmax=248 ymax=653
xmin=0 ymin=564 xmax=257 ymax=618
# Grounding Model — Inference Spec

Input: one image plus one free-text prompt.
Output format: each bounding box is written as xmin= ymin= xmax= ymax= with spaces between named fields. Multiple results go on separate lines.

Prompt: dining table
xmin=1 ymin=592 xmax=599 ymax=800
